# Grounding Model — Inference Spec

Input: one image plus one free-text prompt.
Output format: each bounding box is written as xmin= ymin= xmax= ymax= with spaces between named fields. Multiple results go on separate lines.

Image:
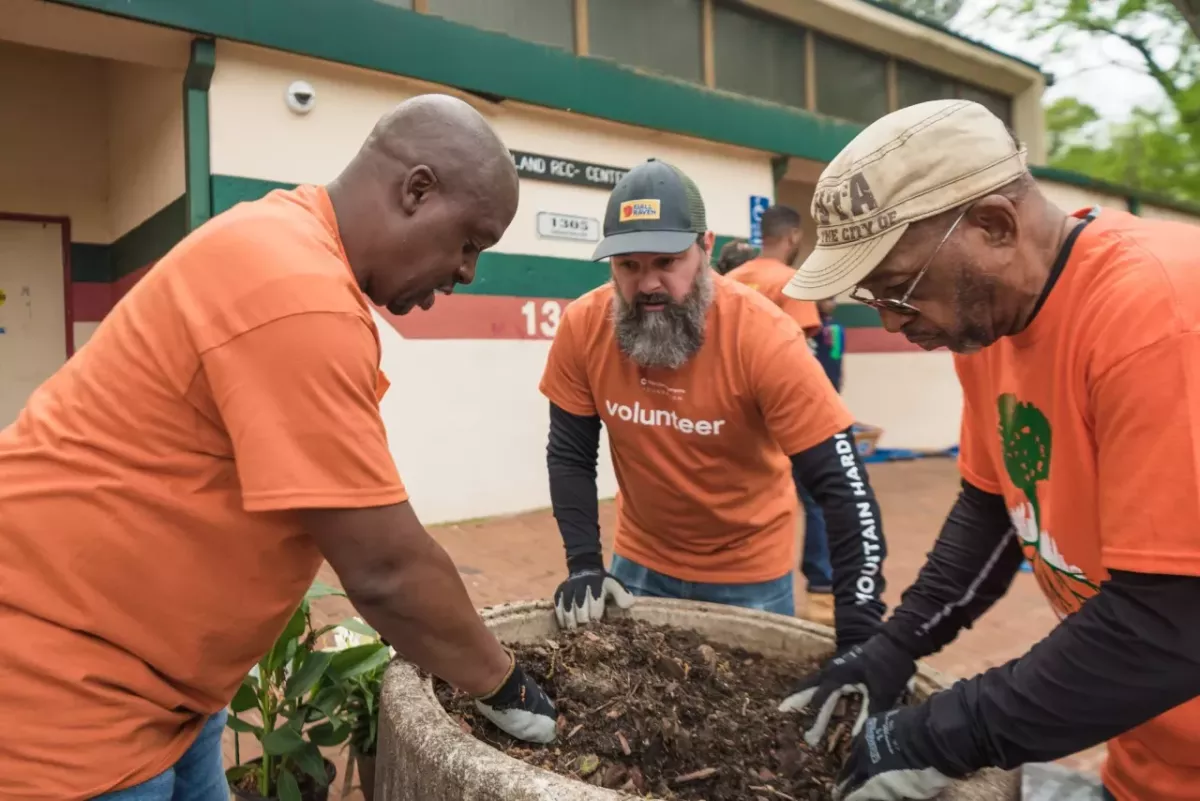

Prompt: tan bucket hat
xmin=783 ymin=99 xmax=1028 ymax=301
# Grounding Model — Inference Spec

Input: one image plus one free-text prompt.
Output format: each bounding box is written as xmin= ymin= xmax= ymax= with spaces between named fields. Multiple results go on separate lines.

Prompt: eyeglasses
xmin=849 ymin=205 xmax=970 ymax=316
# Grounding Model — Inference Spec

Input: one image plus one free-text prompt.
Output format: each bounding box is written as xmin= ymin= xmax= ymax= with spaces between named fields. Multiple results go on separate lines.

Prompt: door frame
xmin=0 ymin=212 xmax=74 ymax=358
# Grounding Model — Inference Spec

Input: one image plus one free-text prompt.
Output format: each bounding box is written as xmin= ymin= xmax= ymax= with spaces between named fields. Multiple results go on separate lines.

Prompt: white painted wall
xmin=0 ymin=40 xmax=109 ymax=242
xmin=1143 ymin=204 xmax=1200 ymax=226
xmin=841 ymin=352 xmax=962 ymax=452
xmin=210 ymin=42 xmax=773 ymax=523
xmin=1036 ymin=178 xmax=1125 ymax=215
xmin=106 ymin=60 xmax=186 ymax=239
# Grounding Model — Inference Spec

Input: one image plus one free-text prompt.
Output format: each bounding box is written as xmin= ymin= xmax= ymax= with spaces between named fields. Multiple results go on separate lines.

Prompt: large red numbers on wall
xmin=520 ymin=300 xmax=563 ymax=338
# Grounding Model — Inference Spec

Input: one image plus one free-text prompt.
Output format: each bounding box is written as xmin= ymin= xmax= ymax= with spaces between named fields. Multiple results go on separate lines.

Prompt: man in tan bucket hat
xmin=779 ymin=99 xmax=1200 ymax=800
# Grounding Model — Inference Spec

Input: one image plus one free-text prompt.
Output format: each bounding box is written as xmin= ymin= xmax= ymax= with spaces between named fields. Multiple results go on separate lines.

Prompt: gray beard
xmin=611 ymin=267 xmax=713 ymax=369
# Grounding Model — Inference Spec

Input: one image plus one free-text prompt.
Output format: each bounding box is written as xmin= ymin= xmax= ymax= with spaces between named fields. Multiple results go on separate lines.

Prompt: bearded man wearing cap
xmin=780 ymin=99 xmax=1200 ymax=801
xmin=538 ymin=158 xmax=891 ymax=656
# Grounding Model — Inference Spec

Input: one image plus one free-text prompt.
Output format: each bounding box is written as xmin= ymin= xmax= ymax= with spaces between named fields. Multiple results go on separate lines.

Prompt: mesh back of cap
xmin=666 ymin=163 xmax=707 ymax=233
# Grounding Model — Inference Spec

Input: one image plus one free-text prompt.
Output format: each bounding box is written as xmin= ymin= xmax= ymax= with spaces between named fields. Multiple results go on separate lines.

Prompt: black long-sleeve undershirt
xmin=916 ymin=569 xmax=1200 ymax=776
xmin=881 ymin=479 xmax=1026 ymax=659
xmin=546 ymin=403 xmax=604 ymax=574
xmin=789 ymin=429 xmax=888 ymax=648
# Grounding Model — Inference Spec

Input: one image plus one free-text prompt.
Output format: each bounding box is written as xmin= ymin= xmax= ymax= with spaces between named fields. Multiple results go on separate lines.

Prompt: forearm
xmin=882 ymin=479 xmax=1023 ymax=659
xmin=547 ymin=403 xmax=603 ymax=572
xmin=914 ymin=571 xmax=1200 ymax=776
xmin=347 ymin=527 xmax=512 ymax=696
xmin=305 ymin=503 xmax=511 ymax=696
xmin=790 ymin=428 xmax=887 ymax=648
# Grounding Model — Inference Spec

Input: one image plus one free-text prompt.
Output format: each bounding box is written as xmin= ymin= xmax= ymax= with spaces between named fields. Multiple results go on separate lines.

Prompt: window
xmin=589 ymin=0 xmax=703 ymax=84
xmin=896 ymin=61 xmax=956 ymax=109
xmin=427 ymin=0 xmax=575 ymax=52
xmin=713 ymin=2 xmax=806 ymax=109
xmin=814 ymin=34 xmax=888 ymax=124
xmin=958 ymin=83 xmax=1013 ymax=126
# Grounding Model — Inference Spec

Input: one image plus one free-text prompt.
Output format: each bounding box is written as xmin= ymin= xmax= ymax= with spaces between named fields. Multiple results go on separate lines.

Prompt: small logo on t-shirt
xmin=604 ymin=399 xmax=725 ymax=436
xmin=619 ymin=199 xmax=661 ymax=223
xmin=639 ymin=377 xmax=685 ymax=399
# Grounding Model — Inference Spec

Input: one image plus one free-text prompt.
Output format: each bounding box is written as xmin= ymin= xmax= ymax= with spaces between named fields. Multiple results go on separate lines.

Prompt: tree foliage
xmin=883 ymin=0 xmax=968 ymax=25
xmin=983 ymin=0 xmax=1200 ymax=204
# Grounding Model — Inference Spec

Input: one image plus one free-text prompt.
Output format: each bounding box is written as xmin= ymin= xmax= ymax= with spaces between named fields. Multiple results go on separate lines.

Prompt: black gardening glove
xmin=474 ymin=654 xmax=558 ymax=744
xmin=834 ymin=706 xmax=956 ymax=800
xmin=778 ymin=632 xmax=916 ymax=746
xmin=553 ymin=554 xmax=635 ymax=629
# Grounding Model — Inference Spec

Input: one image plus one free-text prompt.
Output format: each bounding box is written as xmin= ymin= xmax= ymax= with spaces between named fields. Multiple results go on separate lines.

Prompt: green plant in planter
xmin=226 ymin=580 xmax=391 ymax=801
xmin=324 ymin=620 xmax=391 ymax=760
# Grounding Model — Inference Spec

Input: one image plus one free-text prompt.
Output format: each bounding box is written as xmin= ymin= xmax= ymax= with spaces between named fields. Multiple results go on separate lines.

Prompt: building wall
xmin=0 ymin=40 xmax=110 ymax=242
xmin=209 ymin=42 xmax=776 ymax=524
xmin=0 ymin=38 xmax=186 ymax=351
xmin=1143 ymin=204 xmax=1200 ymax=226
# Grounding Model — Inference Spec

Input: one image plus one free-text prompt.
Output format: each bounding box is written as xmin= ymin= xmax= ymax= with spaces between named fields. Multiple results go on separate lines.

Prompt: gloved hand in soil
xmin=778 ymin=632 xmax=915 ymax=747
xmin=833 ymin=707 xmax=955 ymax=801
xmin=474 ymin=651 xmax=558 ymax=744
xmin=553 ymin=566 xmax=635 ymax=629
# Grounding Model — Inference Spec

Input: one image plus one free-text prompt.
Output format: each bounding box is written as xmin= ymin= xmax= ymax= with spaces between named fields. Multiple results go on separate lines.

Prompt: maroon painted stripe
xmin=378 ymin=295 xmax=573 ymax=340
xmin=844 ymin=327 xmax=924 ymax=353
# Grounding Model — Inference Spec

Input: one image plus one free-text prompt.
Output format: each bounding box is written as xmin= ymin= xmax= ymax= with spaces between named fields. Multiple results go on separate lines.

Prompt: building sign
xmin=510 ymin=150 xmax=628 ymax=190
xmin=749 ymin=195 xmax=770 ymax=248
xmin=537 ymin=212 xmax=601 ymax=242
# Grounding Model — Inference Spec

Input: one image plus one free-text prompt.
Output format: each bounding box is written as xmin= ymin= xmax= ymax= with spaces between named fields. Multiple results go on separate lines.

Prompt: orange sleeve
xmin=748 ymin=321 xmax=854 ymax=455
xmin=779 ymin=297 xmax=822 ymax=337
xmin=1092 ymin=334 xmax=1200 ymax=576
xmin=538 ymin=305 xmax=597 ymax=416
xmin=201 ymin=311 xmax=408 ymax=512
xmin=954 ymin=357 xmax=1003 ymax=493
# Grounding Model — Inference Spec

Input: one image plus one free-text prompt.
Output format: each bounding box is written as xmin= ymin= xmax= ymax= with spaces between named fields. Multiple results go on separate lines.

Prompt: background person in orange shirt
xmin=0 ymin=95 xmax=556 ymax=801
xmin=726 ymin=204 xmax=838 ymax=626
xmin=541 ymin=158 xmax=891 ymax=656
xmin=782 ymin=99 xmax=1200 ymax=801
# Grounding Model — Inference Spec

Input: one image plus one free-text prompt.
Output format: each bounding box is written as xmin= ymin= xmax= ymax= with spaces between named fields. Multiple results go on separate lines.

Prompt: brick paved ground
xmin=222 ymin=457 xmax=1105 ymax=798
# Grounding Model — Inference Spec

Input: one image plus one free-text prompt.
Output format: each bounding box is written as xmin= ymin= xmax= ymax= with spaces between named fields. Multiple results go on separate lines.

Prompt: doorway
xmin=0 ymin=214 xmax=71 ymax=427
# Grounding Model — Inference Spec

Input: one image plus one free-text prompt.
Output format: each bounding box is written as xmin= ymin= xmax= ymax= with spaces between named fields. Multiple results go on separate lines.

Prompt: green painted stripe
xmin=111 ymin=196 xmax=187 ymax=279
xmin=50 ymin=0 xmax=864 ymax=165
xmin=70 ymin=243 xmax=112 ymax=283
xmin=69 ymin=197 xmax=188 ymax=283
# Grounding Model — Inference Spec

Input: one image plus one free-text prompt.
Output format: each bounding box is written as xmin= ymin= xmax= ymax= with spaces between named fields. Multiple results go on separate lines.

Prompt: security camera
xmin=285 ymin=80 xmax=316 ymax=114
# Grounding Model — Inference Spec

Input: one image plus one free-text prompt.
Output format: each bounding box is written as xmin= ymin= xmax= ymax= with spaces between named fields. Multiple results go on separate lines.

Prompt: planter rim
xmin=381 ymin=598 xmax=1015 ymax=800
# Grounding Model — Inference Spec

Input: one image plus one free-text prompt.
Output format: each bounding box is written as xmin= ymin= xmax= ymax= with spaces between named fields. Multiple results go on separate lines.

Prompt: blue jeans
xmin=796 ymin=481 xmax=834 ymax=593
xmin=94 ymin=710 xmax=229 ymax=801
xmin=610 ymin=553 xmax=795 ymax=616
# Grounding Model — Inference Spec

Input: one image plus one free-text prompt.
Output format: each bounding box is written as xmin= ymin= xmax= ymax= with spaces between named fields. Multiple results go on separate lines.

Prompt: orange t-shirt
xmin=724 ymin=257 xmax=822 ymax=335
xmin=955 ymin=208 xmax=1200 ymax=800
xmin=0 ymin=186 xmax=407 ymax=799
xmin=539 ymin=273 xmax=853 ymax=584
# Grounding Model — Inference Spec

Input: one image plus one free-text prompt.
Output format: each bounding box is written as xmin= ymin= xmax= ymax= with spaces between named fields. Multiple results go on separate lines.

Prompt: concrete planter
xmin=377 ymin=599 xmax=1019 ymax=801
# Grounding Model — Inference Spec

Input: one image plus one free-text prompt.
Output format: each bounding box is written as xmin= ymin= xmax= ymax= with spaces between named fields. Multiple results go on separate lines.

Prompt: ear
xmin=967 ymin=195 xmax=1018 ymax=247
xmin=701 ymin=230 xmax=716 ymax=258
xmin=399 ymin=165 xmax=438 ymax=215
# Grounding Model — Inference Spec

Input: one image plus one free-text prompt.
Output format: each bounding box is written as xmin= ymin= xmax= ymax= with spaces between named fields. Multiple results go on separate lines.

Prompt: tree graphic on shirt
xmin=998 ymin=393 xmax=1099 ymax=618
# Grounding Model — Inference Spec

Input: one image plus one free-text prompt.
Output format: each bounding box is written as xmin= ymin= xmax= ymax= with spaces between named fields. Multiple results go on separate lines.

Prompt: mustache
xmin=634 ymin=292 xmax=673 ymax=308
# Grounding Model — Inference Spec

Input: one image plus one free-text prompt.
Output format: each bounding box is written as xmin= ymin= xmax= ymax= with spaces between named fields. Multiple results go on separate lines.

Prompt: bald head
xmin=361 ymin=94 xmax=518 ymax=207
xmin=328 ymin=93 xmax=520 ymax=316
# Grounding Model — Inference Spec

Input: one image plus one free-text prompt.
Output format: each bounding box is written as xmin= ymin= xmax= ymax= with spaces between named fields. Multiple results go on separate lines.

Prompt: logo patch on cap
xmin=619 ymin=199 xmax=661 ymax=223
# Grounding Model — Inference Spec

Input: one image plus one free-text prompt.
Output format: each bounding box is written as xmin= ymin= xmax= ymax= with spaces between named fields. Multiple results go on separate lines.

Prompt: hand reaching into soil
xmin=474 ymin=653 xmax=559 ymax=744
xmin=778 ymin=633 xmax=915 ymax=747
xmin=554 ymin=568 xmax=636 ymax=629
xmin=834 ymin=707 xmax=954 ymax=800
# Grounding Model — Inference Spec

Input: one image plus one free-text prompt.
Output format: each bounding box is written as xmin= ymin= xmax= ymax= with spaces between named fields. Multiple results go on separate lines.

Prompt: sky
xmin=948 ymin=0 xmax=1171 ymax=121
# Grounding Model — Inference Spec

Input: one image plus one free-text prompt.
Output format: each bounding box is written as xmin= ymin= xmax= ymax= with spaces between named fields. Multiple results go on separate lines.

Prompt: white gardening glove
xmin=553 ymin=568 xmax=635 ymax=629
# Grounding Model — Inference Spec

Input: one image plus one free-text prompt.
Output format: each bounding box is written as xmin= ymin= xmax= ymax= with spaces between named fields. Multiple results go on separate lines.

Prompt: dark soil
xmin=436 ymin=618 xmax=871 ymax=801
